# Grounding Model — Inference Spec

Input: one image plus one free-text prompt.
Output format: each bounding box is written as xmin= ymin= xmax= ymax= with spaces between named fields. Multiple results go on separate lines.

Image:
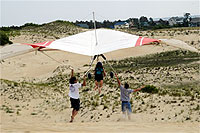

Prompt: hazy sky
xmin=1 ymin=0 xmax=199 ymax=26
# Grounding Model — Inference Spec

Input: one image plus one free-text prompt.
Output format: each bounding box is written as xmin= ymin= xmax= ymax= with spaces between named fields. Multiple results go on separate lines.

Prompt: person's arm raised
xmin=134 ymin=86 xmax=145 ymax=92
xmin=82 ymin=75 xmax=86 ymax=86
xmin=115 ymin=73 xmax=121 ymax=87
xmin=71 ymin=69 xmax=74 ymax=78
xmin=103 ymin=68 xmax=106 ymax=77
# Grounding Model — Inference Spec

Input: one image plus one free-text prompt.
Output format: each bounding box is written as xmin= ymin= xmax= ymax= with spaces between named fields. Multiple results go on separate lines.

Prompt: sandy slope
xmin=1 ymin=121 xmax=199 ymax=133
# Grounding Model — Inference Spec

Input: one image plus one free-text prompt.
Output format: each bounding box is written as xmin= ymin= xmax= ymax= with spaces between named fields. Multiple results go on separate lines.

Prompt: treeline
xmin=74 ymin=16 xmax=172 ymax=30
xmin=75 ymin=18 xmax=191 ymax=30
xmin=75 ymin=14 xmax=194 ymax=30
xmin=74 ymin=20 xmax=115 ymax=29
xmin=0 ymin=23 xmax=41 ymax=31
xmin=71 ymin=19 xmax=169 ymax=29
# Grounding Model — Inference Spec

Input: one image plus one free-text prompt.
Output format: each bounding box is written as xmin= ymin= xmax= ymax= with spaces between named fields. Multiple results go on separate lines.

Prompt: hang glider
xmin=1 ymin=29 xmax=199 ymax=62
xmin=0 ymin=43 xmax=34 ymax=61
xmin=23 ymin=29 xmax=160 ymax=56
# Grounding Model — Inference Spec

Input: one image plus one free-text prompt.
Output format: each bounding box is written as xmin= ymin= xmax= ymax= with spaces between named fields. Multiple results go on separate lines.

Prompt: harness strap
xmin=100 ymin=54 xmax=117 ymax=74
xmin=84 ymin=55 xmax=96 ymax=76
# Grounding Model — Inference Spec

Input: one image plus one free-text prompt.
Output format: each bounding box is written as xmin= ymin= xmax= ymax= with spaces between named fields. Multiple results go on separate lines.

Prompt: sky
xmin=1 ymin=0 xmax=199 ymax=26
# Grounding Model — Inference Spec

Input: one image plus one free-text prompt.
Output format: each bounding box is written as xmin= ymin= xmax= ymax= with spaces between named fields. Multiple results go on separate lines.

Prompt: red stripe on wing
xmin=135 ymin=37 xmax=142 ymax=47
xmin=141 ymin=37 xmax=160 ymax=45
xmin=23 ymin=41 xmax=54 ymax=48
xmin=44 ymin=41 xmax=54 ymax=47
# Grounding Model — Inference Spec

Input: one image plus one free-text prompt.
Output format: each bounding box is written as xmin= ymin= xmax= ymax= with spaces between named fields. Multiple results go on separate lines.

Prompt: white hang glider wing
xmin=2 ymin=29 xmax=198 ymax=61
xmin=160 ymin=39 xmax=199 ymax=53
xmin=23 ymin=29 xmax=160 ymax=56
xmin=0 ymin=43 xmax=35 ymax=61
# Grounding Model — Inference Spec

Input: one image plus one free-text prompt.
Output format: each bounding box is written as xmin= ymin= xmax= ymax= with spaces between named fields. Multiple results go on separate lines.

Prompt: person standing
xmin=115 ymin=73 xmax=144 ymax=120
xmin=94 ymin=62 xmax=106 ymax=94
xmin=69 ymin=69 xmax=86 ymax=122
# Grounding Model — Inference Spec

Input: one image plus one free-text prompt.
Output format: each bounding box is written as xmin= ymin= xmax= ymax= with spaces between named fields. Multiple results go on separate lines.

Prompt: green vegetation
xmin=141 ymin=85 xmax=159 ymax=94
xmin=160 ymin=82 xmax=200 ymax=98
xmin=0 ymin=21 xmax=74 ymax=31
xmin=105 ymin=50 xmax=200 ymax=72
xmin=0 ymin=20 xmax=83 ymax=41
xmin=21 ymin=23 xmax=40 ymax=28
xmin=0 ymin=105 xmax=14 ymax=113
xmin=31 ymin=112 xmax=38 ymax=115
xmin=151 ymin=24 xmax=171 ymax=30
xmin=0 ymin=31 xmax=13 ymax=46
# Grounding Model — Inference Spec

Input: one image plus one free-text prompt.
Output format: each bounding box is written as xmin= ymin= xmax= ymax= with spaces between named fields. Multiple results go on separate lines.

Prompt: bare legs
xmin=70 ymin=109 xmax=78 ymax=123
xmin=127 ymin=111 xmax=131 ymax=120
xmin=94 ymin=81 xmax=98 ymax=90
xmin=122 ymin=111 xmax=131 ymax=120
xmin=122 ymin=104 xmax=132 ymax=120
xmin=94 ymin=80 xmax=103 ymax=94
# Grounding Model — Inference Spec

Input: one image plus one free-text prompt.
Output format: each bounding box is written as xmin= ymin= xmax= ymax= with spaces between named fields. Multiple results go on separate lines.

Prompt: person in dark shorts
xmin=69 ymin=69 xmax=86 ymax=123
xmin=115 ymin=73 xmax=144 ymax=120
xmin=94 ymin=62 xmax=106 ymax=94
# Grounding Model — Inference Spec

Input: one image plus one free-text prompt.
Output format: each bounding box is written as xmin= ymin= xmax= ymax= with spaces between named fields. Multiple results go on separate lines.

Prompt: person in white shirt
xmin=69 ymin=69 xmax=86 ymax=123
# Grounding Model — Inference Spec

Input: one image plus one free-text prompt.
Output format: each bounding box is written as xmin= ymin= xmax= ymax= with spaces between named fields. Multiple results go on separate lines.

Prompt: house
xmin=168 ymin=17 xmax=176 ymax=26
xmin=189 ymin=17 xmax=200 ymax=27
xmin=154 ymin=19 xmax=168 ymax=26
xmin=114 ymin=22 xmax=129 ymax=29
xmin=140 ymin=21 xmax=149 ymax=27
xmin=168 ymin=17 xmax=184 ymax=26
xmin=76 ymin=23 xmax=89 ymax=29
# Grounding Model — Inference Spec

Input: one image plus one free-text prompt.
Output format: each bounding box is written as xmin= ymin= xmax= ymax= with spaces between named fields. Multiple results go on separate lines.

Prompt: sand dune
xmin=1 ymin=28 xmax=200 ymax=133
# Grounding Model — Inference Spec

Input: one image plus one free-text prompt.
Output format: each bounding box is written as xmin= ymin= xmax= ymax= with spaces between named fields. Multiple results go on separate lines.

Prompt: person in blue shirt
xmin=94 ymin=62 xmax=106 ymax=94
xmin=115 ymin=73 xmax=144 ymax=120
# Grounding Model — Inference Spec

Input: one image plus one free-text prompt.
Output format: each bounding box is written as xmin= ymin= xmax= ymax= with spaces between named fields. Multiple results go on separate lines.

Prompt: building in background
xmin=168 ymin=17 xmax=184 ymax=26
xmin=114 ymin=22 xmax=129 ymax=29
xmin=76 ymin=23 xmax=89 ymax=29
xmin=189 ymin=17 xmax=200 ymax=27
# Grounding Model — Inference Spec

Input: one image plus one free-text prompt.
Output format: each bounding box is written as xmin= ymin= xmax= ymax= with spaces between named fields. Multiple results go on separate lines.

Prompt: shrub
xmin=21 ymin=23 xmax=40 ymax=28
xmin=0 ymin=31 xmax=13 ymax=46
xmin=0 ymin=27 xmax=11 ymax=31
xmin=141 ymin=85 xmax=159 ymax=94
